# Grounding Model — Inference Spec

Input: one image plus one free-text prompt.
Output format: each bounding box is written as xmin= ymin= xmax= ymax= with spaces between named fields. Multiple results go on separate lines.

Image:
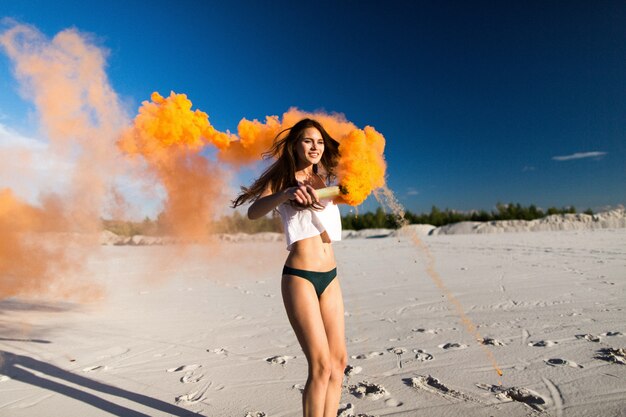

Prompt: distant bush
xmin=211 ymin=211 xmax=282 ymax=234
xmin=102 ymin=211 xmax=282 ymax=237
xmin=102 ymin=217 xmax=160 ymax=237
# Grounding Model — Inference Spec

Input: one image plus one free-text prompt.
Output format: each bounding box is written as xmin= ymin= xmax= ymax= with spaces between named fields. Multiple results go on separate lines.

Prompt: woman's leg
xmin=318 ymin=278 xmax=347 ymax=417
xmin=282 ymin=274 xmax=332 ymax=417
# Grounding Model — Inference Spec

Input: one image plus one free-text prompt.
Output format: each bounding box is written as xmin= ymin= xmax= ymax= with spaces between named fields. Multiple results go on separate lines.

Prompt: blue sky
xmin=1 ymin=0 xmax=624 ymax=214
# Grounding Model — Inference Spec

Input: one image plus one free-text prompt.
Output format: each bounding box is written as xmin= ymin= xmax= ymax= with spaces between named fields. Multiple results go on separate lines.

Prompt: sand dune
xmin=431 ymin=207 xmax=626 ymax=235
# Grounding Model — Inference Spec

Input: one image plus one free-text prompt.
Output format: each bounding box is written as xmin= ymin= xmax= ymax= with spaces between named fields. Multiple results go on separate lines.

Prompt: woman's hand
xmin=284 ymin=185 xmax=324 ymax=210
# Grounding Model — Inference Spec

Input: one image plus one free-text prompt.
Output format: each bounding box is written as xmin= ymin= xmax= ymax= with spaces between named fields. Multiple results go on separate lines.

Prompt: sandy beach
xmin=1 ymin=227 xmax=625 ymax=417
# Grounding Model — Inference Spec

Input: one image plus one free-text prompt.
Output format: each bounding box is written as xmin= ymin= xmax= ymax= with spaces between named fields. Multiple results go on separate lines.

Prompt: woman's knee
xmin=309 ymin=357 xmax=332 ymax=381
xmin=330 ymin=352 xmax=348 ymax=381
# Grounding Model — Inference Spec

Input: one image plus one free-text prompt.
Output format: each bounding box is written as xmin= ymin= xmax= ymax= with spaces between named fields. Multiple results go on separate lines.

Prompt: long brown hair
xmin=232 ymin=118 xmax=340 ymax=207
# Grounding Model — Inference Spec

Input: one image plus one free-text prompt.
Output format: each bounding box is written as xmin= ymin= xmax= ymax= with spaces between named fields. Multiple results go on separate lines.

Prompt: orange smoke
xmin=0 ymin=22 xmax=125 ymax=300
xmin=217 ymin=115 xmax=283 ymax=165
xmin=118 ymin=92 xmax=230 ymax=237
xmin=0 ymin=189 xmax=100 ymax=300
xmin=119 ymin=92 xmax=231 ymax=154
xmin=122 ymin=96 xmax=388 ymax=208
xmin=336 ymin=126 xmax=386 ymax=205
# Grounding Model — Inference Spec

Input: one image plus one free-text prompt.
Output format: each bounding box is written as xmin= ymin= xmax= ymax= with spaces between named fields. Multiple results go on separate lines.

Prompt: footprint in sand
xmin=180 ymin=373 xmax=204 ymax=384
xmin=438 ymin=342 xmax=468 ymax=350
xmin=351 ymin=351 xmax=384 ymax=360
xmin=208 ymin=348 xmax=229 ymax=356
xmin=265 ymin=355 xmax=295 ymax=365
xmin=412 ymin=349 xmax=434 ymax=361
xmin=167 ymin=365 xmax=206 ymax=384
xmin=602 ymin=331 xmax=623 ymax=337
xmin=167 ymin=364 xmax=202 ymax=373
xmin=244 ymin=412 xmax=266 ymax=417
xmin=481 ymin=337 xmax=506 ymax=346
xmin=412 ymin=328 xmax=440 ymax=334
xmin=387 ymin=347 xmax=407 ymax=368
xmin=477 ymin=384 xmax=548 ymax=412
xmin=175 ymin=382 xmax=210 ymax=406
xmin=385 ymin=397 xmax=403 ymax=407
xmin=337 ymin=401 xmax=386 ymax=417
xmin=82 ymin=365 xmax=108 ymax=373
xmin=337 ymin=403 xmax=355 ymax=417
xmin=153 ymin=351 xmax=181 ymax=359
xmin=595 ymin=347 xmax=626 ymax=365
xmin=576 ymin=334 xmax=601 ymax=342
xmin=349 ymin=381 xmax=389 ymax=400
xmin=528 ymin=340 xmax=558 ymax=347
xmin=344 ymin=365 xmax=362 ymax=377
xmin=407 ymin=375 xmax=474 ymax=402
xmin=544 ymin=358 xmax=584 ymax=368
xmin=338 ymin=403 xmax=380 ymax=417
xmin=180 ymin=368 xmax=205 ymax=384
xmin=292 ymin=383 xmax=305 ymax=393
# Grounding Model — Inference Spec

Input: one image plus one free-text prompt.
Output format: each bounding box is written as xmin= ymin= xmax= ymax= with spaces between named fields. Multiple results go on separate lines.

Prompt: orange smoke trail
xmin=377 ymin=185 xmax=503 ymax=380
xmin=0 ymin=22 xmax=126 ymax=300
xmin=408 ymin=231 xmax=503 ymax=379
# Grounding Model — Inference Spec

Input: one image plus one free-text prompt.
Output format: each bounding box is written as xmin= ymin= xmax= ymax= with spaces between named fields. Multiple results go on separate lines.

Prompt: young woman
xmin=232 ymin=118 xmax=347 ymax=417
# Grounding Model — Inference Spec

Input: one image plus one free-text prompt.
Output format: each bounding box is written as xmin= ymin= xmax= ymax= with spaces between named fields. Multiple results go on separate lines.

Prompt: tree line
xmin=342 ymin=203 xmax=590 ymax=230
xmin=103 ymin=203 xmax=593 ymax=237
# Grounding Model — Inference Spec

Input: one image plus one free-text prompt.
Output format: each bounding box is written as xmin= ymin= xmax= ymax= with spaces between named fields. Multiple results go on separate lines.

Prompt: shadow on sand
xmin=0 ymin=351 xmax=203 ymax=416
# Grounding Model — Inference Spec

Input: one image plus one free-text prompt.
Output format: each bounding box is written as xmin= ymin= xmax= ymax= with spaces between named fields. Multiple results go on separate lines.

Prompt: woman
xmin=232 ymin=118 xmax=347 ymax=417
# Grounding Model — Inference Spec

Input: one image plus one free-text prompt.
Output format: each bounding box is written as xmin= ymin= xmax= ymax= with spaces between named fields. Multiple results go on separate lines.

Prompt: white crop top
xmin=277 ymin=198 xmax=342 ymax=251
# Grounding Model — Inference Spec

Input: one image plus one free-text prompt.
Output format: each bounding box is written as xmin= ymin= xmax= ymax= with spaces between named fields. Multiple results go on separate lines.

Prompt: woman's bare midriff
xmin=285 ymin=231 xmax=336 ymax=272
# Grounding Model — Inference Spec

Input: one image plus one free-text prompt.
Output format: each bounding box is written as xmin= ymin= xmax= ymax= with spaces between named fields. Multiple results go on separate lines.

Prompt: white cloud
xmin=522 ymin=165 xmax=536 ymax=172
xmin=0 ymin=123 xmax=73 ymax=204
xmin=406 ymin=187 xmax=419 ymax=196
xmin=0 ymin=123 xmax=45 ymax=149
xmin=552 ymin=151 xmax=607 ymax=161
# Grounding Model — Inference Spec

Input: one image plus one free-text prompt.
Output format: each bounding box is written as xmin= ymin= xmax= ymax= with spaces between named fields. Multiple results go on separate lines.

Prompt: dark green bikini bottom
xmin=282 ymin=265 xmax=337 ymax=298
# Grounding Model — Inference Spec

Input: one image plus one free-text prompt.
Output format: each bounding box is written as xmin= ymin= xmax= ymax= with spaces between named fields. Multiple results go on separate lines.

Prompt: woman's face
xmin=295 ymin=127 xmax=324 ymax=167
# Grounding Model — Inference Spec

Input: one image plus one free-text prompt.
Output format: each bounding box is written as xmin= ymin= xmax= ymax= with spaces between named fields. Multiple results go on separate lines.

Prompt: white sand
xmin=1 ymin=228 xmax=625 ymax=416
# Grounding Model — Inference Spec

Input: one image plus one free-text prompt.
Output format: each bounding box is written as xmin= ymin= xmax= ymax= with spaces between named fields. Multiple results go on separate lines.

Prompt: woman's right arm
xmin=247 ymin=184 xmax=320 ymax=220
